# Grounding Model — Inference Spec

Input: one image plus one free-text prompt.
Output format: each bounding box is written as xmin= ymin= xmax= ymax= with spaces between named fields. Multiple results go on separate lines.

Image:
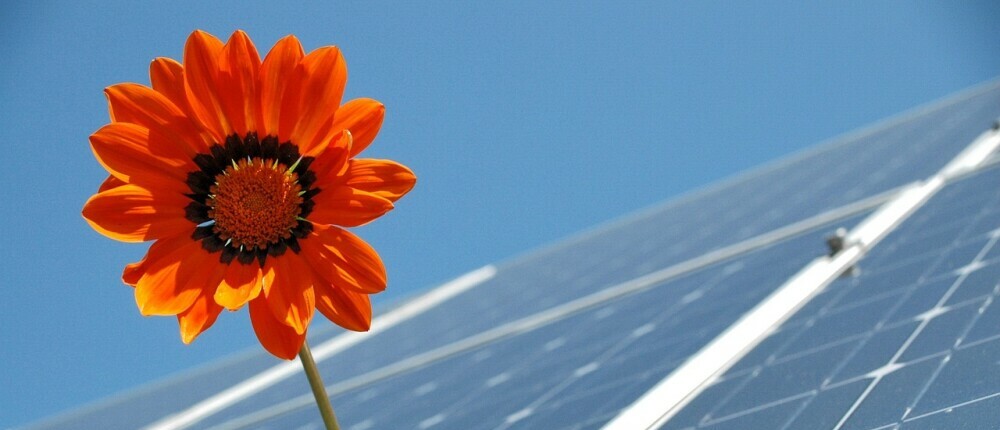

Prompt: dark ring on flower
xmin=183 ymin=132 xmax=318 ymax=267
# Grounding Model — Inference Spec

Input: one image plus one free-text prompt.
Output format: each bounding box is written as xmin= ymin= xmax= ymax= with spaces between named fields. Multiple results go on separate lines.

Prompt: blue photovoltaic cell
xmin=662 ymin=164 xmax=1000 ymax=430
xmin=197 ymin=214 xmax=863 ymax=430
xmin=24 ymin=84 xmax=1000 ymax=429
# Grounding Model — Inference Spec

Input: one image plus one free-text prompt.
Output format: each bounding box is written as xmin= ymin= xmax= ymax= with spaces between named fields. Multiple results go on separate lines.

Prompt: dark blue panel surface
xmin=196 ymin=215 xmax=862 ymax=429
xmin=663 ymin=164 xmax=1000 ymax=430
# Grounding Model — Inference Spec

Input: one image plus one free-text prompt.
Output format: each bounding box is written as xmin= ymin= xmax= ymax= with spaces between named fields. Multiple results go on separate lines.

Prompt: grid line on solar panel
xmin=657 ymin=164 xmax=1000 ymax=430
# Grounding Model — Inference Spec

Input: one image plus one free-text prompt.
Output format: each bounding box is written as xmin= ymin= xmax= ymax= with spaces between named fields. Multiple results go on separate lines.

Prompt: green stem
xmin=299 ymin=341 xmax=341 ymax=430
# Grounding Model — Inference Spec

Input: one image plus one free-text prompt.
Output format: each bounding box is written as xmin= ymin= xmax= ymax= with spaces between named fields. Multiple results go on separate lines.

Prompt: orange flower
xmin=82 ymin=30 xmax=415 ymax=359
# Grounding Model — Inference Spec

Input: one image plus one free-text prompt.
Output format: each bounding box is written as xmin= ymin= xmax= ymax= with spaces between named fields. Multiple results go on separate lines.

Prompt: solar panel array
xmin=25 ymin=81 xmax=1000 ymax=430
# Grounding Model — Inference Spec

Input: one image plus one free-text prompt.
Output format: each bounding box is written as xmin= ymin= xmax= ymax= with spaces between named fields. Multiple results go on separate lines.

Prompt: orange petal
xmin=122 ymin=261 xmax=144 ymax=287
xmin=178 ymin=291 xmax=225 ymax=344
xmin=99 ymin=175 xmax=127 ymax=192
xmin=105 ymin=83 xmax=210 ymax=156
xmin=300 ymin=224 xmax=387 ymax=294
xmin=149 ymin=58 xmax=193 ymax=119
xmin=134 ymin=236 xmax=215 ymax=316
xmin=183 ymin=30 xmax=229 ymax=142
xmin=308 ymin=185 xmax=394 ymax=227
xmin=258 ymin=35 xmax=304 ymax=137
xmin=279 ymin=46 xmax=347 ymax=153
xmin=214 ymin=261 xmax=263 ymax=310
xmin=308 ymin=130 xmax=352 ymax=188
xmin=249 ymin=295 xmax=305 ymax=360
xmin=89 ymin=123 xmax=194 ymax=193
xmin=121 ymin=235 xmax=185 ymax=287
xmin=333 ymin=98 xmax=385 ymax=157
xmin=296 ymin=122 xmax=333 ymax=160
xmin=82 ymin=184 xmax=192 ymax=242
xmin=262 ymin=255 xmax=315 ymax=334
xmin=177 ymin=261 xmax=228 ymax=343
xmin=217 ymin=30 xmax=261 ymax=137
xmin=314 ymin=283 xmax=372 ymax=331
xmin=343 ymin=159 xmax=416 ymax=202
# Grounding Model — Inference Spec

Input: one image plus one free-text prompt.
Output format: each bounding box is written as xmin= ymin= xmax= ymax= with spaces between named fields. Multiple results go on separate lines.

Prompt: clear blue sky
xmin=2 ymin=1 xmax=998 ymax=428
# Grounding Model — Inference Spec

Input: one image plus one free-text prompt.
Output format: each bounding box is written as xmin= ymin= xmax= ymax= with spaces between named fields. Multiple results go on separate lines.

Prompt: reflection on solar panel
xmin=24 ymin=80 xmax=1000 ymax=430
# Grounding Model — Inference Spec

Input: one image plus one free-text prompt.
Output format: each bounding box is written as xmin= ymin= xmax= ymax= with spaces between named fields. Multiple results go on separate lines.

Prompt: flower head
xmin=82 ymin=30 xmax=415 ymax=359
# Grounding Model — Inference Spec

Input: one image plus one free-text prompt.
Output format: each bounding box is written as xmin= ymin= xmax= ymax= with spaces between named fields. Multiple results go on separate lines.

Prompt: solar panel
xmin=23 ymin=81 xmax=1000 ymax=430
xmin=660 ymin=164 xmax=1000 ymax=430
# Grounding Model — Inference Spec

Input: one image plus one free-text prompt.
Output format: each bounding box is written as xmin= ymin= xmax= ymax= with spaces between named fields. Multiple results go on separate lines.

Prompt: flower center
xmin=184 ymin=133 xmax=318 ymax=266
xmin=208 ymin=158 xmax=303 ymax=250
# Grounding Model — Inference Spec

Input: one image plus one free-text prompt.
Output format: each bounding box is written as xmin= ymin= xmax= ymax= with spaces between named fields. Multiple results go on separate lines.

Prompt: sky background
xmin=2 ymin=1 xmax=999 ymax=428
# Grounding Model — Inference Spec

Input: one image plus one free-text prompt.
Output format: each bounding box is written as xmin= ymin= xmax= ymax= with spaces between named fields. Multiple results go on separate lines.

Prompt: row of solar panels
xmin=26 ymin=80 xmax=1000 ymax=430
